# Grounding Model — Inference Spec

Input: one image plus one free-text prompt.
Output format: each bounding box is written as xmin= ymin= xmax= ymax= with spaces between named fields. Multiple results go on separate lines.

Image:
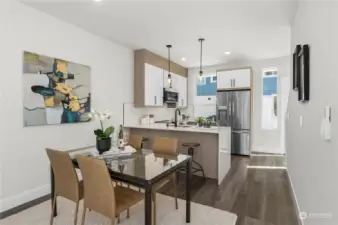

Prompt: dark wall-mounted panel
xmin=298 ymin=44 xmax=310 ymax=102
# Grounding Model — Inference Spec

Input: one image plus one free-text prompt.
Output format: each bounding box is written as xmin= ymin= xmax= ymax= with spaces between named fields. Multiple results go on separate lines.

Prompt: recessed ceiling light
xmin=181 ymin=57 xmax=186 ymax=61
xmin=93 ymin=0 xmax=102 ymax=2
xmin=224 ymin=51 xmax=231 ymax=55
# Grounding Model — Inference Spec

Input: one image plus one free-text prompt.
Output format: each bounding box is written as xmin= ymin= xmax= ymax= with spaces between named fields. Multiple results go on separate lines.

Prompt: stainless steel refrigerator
xmin=216 ymin=90 xmax=251 ymax=156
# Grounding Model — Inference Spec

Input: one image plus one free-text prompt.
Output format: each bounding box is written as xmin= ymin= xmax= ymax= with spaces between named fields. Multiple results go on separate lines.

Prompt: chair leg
xmin=74 ymin=202 xmax=79 ymax=225
xmin=81 ymin=207 xmax=87 ymax=225
xmin=173 ymin=177 xmax=178 ymax=210
xmin=127 ymin=208 xmax=130 ymax=218
xmin=111 ymin=219 xmax=115 ymax=225
xmin=50 ymin=194 xmax=57 ymax=225
xmin=117 ymin=215 xmax=120 ymax=224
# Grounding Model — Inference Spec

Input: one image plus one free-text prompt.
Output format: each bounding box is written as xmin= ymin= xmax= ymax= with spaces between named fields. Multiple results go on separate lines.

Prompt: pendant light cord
xmin=166 ymin=45 xmax=172 ymax=88
xmin=167 ymin=45 xmax=172 ymax=73
xmin=169 ymin=47 xmax=171 ymax=73
xmin=199 ymin=38 xmax=205 ymax=76
xmin=200 ymin=40 xmax=203 ymax=72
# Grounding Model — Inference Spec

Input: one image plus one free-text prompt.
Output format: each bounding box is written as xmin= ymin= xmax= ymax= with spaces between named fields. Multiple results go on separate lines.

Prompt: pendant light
xmin=166 ymin=45 xmax=172 ymax=88
xmin=198 ymin=38 xmax=205 ymax=81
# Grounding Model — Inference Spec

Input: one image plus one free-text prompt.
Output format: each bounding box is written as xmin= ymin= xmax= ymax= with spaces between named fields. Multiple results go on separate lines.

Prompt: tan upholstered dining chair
xmin=128 ymin=134 xmax=143 ymax=150
xmin=76 ymin=155 xmax=144 ymax=225
xmin=46 ymin=148 xmax=83 ymax=225
xmin=151 ymin=136 xmax=179 ymax=225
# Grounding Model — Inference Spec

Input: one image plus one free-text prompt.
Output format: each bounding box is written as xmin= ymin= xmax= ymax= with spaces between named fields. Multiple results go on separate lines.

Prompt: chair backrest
xmin=76 ymin=155 xmax=115 ymax=218
xmin=46 ymin=148 xmax=80 ymax=202
xmin=152 ymin=136 xmax=178 ymax=155
xmin=128 ymin=135 xmax=143 ymax=150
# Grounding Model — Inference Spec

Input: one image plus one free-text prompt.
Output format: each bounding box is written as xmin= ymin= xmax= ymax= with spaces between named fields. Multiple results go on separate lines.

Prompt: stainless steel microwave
xmin=163 ymin=88 xmax=179 ymax=104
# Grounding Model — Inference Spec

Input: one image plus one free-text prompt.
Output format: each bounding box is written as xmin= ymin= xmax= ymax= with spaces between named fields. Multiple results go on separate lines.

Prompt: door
xmin=232 ymin=130 xmax=250 ymax=155
xmin=216 ymin=91 xmax=232 ymax=126
xmin=144 ymin=63 xmax=164 ymax=106
xmin=232 ymin=91 xmax=251 ymax=130
xmin=233 ymin=68 xmax=251 ymax=89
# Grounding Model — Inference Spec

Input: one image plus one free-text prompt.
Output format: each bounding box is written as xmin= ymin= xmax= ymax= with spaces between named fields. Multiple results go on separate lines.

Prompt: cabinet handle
xmin=233 ymin=79 xmax=236 ymax=87
xmin=182 ymin=99 xmax=183 ymax=106
xmin=231 ymin=79 xmax=233 ymax=87
xmin=154 ymin=96 xmax=157 ymax=105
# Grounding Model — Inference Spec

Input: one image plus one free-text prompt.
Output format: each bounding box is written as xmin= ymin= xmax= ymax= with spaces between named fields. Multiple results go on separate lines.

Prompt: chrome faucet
xmin=174 ymin=109 xmax=181 ymax=127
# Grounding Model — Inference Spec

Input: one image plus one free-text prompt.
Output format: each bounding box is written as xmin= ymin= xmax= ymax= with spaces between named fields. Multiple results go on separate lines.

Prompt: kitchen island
xmin=125 ymin=124 xmax=231 ymax=185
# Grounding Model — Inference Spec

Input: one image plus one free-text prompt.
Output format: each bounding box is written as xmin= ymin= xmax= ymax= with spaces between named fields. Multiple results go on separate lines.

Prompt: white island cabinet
xmin=124 ymin=124 xmax=231 ymax=185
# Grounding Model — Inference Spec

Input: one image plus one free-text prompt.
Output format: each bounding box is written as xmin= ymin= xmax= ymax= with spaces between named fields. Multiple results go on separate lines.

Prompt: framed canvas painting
xmin=23 ymin=51 xmax=91 ymax=126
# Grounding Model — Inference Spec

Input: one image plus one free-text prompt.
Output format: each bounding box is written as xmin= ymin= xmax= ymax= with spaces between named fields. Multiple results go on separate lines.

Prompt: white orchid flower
xmin=91 ymin=108 xmax=96 ymax=113
xmin=99 ymin=114 xmax=106 ymax=121
xmin=88 ymin=113 xmax=93 ymax=118
xmin=94 ymin=114 xmax=100 ymax=120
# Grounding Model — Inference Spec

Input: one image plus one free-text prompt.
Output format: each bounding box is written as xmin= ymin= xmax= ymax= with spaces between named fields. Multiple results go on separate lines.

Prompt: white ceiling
xmin=20 ymin=0 xmax=297 ymax=68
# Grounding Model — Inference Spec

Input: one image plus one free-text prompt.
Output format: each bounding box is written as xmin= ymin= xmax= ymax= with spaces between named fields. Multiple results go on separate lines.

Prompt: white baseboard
xmin=0 ymin=184 xmax=50 ymax=213
xmin=286 ymin=170 xmax=304 ymax=225
xmin=252 ymin=146 xmax=285 ymax=155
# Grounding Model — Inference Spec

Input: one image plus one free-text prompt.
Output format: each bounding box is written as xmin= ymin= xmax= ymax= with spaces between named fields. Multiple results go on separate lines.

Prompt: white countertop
xmin=124 ymin=123 xmax=224 ymax=134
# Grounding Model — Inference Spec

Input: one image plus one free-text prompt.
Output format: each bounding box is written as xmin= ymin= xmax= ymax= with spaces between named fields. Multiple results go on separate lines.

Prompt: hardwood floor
xmin=158 ymin=155 xmax=299 ymax=225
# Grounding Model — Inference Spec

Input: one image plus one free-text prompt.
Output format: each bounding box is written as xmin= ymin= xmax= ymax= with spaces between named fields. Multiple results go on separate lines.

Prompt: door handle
xmin=232 ymin=101 xmax=235 ymax=116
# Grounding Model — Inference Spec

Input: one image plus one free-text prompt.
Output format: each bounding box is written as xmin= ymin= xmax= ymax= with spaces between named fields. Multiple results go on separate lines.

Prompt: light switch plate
xmin=300 ymin=116 xmax=303 ymax=127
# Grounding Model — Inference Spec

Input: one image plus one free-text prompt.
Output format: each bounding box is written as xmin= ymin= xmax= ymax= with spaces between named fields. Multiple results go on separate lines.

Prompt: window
xmin=261 ymin=68 xmax=278 ymax=130
xmin=196 ymin=74 xmax=217 ymax=96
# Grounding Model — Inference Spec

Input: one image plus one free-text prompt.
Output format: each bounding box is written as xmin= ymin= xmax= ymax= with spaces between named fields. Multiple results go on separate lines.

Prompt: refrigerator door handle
xmin=232 ymin=101 xmax=235 ymax=117
xmin=232 ymin=130 xmax=250 ymax=134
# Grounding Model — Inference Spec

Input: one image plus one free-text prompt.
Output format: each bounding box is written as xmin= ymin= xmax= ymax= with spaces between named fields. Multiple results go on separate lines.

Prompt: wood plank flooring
xmin=158 ymin=155 xmax=299 ymax=225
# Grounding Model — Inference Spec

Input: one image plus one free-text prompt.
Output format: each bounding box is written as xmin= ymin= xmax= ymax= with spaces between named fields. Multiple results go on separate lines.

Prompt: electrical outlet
xmin=300 ymin=116 xmax=303 ymax=127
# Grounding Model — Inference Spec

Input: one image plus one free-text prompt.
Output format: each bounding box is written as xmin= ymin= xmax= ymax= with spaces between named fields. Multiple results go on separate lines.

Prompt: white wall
xmin=0 ymin=0 xmax=133 ymax=212
xmin=188 ymin=56 xmax=290 ymax=154
xmin=286 ymin=1 xmax=338 ymax=225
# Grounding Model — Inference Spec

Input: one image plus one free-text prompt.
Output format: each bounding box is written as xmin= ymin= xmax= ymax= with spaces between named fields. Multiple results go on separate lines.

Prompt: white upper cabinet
xmin=144 ymin=63 xmax=164 ymax=106
xmin=217 ymin=71 xmax=233 ymax=89
xmin=176 ymin=75 xmax=188 ymax=107
xmin=217 ymin=68 xmax=251 ymax=90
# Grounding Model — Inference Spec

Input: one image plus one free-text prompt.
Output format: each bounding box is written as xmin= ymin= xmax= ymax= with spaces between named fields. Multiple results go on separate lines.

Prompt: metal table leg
xmin=144 ymin=182 xmax=152 ymax=225
xmin=186 ymin=158 xmax=192 ymax=223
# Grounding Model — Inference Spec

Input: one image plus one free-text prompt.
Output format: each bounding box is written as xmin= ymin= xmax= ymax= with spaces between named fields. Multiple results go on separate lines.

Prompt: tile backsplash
xmin=123 ymin=102 xmax=216 ymax=126
xmin=123 ymin=102 xmax=193 ymax=126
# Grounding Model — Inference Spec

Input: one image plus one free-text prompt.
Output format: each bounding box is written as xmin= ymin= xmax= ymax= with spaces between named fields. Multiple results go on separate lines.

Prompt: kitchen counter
xmin=125 ymin=123 xmax=231 ymax=184
xmin=124 ymin=124 xmax=220 ymax=134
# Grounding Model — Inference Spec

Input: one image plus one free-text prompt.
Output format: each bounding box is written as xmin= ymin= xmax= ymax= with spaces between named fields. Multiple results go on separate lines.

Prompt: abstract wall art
xmin=23 ymin=51 xmax=91 ymax=126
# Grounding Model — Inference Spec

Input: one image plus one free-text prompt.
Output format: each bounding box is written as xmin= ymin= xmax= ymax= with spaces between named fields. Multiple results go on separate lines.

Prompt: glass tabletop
xmin=68 ymin=146 xmax=190 ymax=181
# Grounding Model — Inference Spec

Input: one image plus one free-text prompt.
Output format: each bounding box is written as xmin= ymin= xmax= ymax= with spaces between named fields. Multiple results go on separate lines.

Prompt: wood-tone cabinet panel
xmin=134 ymin=49 xmax=188 ymax=107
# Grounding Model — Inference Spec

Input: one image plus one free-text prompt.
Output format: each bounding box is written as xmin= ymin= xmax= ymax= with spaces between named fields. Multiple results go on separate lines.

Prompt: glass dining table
xmin=50 ymin=146 xmax=192 ymax=225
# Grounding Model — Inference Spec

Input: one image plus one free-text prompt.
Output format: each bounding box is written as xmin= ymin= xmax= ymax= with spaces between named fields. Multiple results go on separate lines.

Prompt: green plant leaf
xmin=104 ymin=126 xmax=114 ymax=137
xmin=94 ymin=129 xmax=103 ymax=136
